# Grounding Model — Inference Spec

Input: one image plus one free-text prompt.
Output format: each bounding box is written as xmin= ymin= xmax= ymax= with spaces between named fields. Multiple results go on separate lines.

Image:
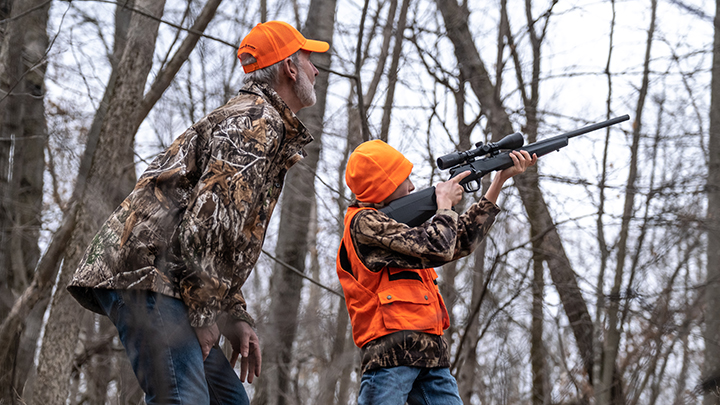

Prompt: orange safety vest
xmin=336 ymin=206 xmax=450 ymax=348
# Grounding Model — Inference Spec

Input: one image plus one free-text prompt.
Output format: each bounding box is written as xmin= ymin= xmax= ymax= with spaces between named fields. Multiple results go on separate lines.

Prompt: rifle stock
xmin=378 ymin=187 xmax=437 ymax=227
xmin=380 ymin=115 xmax=629 ymax=226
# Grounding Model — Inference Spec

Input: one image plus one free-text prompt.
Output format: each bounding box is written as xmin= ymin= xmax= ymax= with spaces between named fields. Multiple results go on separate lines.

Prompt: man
xmin=337 ymin=140 xmax=535 ymax=404
xmin=67 ymin=21 xmax=329 ymax=405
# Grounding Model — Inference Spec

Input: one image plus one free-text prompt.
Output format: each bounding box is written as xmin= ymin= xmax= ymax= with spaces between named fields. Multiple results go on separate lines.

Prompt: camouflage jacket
xmin=350 ymin=198 xmax=500 ymax=373
xmin=68 ymin=81 xmax=313 ymax=328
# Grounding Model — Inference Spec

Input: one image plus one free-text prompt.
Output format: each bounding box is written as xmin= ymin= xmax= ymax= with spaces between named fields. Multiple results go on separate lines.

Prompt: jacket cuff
xmin=436 ymin=208 xmax=459 ymax=222
xmin=479 ymin=196 xmax=502 ymax=213
xmin=188 ymin=306 xmax=219 ymax=328
xmin=226 ymin=304 xmax=256 ymax=328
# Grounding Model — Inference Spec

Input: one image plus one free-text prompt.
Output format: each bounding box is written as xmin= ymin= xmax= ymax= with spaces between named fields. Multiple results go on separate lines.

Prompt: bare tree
xmin=31 ymin=1 xmax=167 ymax=402
xmin=251 ymin=0 xmax=337 ymax=403
xmin=598 ymin=1 xmax=657 ymax=403
xmin=378 ymin=0 xmax=410 ymax=142
xmin=433 ymin=0 xmax=599 ymax=401
xmin=0 ymin=0 xmax=50 ymax=401
xmin=705 ymin=0 xmax=720 ymax=403
xmin=0 ymin=1 xmax=134 ymax=400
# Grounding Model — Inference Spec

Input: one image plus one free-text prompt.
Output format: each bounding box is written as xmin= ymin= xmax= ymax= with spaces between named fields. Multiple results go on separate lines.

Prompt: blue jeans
xmin=358 ymin=366 xmax=463 ymax=405
xmin=93 ymin=289 xmax=248 ymax=405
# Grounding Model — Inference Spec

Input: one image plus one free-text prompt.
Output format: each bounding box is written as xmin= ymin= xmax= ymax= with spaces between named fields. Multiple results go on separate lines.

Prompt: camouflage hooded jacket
xmin=68 ymin=81 xmax=312 ymax=328
xmin=349 ymin=198 xmax=501 ymax=373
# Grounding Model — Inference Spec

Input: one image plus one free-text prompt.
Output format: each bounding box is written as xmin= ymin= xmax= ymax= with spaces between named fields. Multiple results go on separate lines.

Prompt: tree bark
xmin=0 ymin=0 xmax=50 ymax=401
xmin=0 ymin=0 xmax=23 ymax=311
xmin=0 ymin=1 xmax=134 ymax=399
xmin=31 ymin=1 xmax=166 ymax=403
xmin=364 ymin=0 xmax=397 ymax=108
xmin=315 ymin=301 xmax=354 ymax=405
xmin=12 ymin=0 xmax=50 ymax=397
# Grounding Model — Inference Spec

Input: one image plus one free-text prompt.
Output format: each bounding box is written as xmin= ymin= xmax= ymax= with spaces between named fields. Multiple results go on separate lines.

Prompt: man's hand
xmin=219 ymin=320 xmax=262 ymax=383
xmin=193 ymin=323 xmax=220 ymax=361
xmin=435 ymin=170 xmax=471 ymax=210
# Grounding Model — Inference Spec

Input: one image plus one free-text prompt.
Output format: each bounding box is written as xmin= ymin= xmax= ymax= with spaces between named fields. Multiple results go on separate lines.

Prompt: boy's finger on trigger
xmin=453 ymin=170 xmax=472 ymax=183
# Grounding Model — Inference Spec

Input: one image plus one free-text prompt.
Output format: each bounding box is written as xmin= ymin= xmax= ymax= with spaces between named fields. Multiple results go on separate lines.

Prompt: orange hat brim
xmin=301 ymin=39 xmax=330 ymax=53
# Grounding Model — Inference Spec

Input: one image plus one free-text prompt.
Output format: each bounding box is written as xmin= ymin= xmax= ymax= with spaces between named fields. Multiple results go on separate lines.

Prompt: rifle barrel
xmin=563 ymin=114 xmax=630 ymax=139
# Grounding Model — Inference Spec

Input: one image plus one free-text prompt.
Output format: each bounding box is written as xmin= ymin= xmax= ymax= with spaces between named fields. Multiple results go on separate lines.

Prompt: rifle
xmin=380 ymin=115 xmax=630 ymax=226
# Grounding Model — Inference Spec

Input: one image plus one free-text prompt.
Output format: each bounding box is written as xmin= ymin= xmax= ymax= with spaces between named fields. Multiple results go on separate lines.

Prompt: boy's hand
xmin=436 ymin=170 xmax=471 ymax=210
xmin=498 ymin=150 xmax=537 ymax=181
xmin=484 ymin=150 xmax=537 ymax=204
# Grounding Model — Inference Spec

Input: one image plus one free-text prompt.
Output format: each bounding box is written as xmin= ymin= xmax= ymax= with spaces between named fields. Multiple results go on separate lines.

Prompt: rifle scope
xmin=437 ymin=132 xmax=524 ymax=170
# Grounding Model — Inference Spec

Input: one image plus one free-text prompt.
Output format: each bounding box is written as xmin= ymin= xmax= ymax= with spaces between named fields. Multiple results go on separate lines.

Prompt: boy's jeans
xmin=92 ymin=289 xmax=248 ymax=405
xmin=358 ymin=366 xmax=463 ymax=405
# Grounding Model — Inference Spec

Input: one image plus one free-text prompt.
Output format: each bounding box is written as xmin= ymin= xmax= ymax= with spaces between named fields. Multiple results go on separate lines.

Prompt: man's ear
xmin=281 ymin=58 xmax=298 ymax=82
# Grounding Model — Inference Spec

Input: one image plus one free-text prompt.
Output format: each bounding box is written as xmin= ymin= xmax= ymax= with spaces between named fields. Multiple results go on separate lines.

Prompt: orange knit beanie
xmin=345 ymin=140 xmax=413 ymax=203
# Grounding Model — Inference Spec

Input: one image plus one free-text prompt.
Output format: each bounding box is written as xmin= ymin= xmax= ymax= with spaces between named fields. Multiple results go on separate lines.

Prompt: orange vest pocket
xmin=377 ymin=284 xmax=442 ymax=331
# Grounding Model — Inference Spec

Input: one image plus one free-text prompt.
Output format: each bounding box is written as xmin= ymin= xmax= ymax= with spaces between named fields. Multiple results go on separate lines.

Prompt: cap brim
xmin=301 ymin=39 xmax=329 ymax=53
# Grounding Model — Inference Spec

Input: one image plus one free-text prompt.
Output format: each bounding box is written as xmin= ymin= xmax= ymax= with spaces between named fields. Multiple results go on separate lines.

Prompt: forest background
xmin=0 ymin=0 xmax=718 ymax=404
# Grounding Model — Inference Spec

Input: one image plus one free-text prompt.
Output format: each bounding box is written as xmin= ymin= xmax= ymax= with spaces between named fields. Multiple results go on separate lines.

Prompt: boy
xmin=336 ymin=139 xmax=536 ymax=404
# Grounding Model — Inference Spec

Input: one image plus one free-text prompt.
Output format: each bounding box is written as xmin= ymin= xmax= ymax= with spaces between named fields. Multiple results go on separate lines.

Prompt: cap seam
xmin=259 ymin=24 xmax=282 ymax=66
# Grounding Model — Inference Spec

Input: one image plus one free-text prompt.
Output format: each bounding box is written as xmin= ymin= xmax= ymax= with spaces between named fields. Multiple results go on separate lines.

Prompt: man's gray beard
xmin=294 ymin=70 xmax=316 ymax=108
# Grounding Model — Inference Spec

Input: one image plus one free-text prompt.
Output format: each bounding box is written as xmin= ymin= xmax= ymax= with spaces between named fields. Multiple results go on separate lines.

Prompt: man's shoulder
xmin=215 ymin=90 xmax=277 ymax=120
xmin=190 ymin=90 xmax=282 ymax=138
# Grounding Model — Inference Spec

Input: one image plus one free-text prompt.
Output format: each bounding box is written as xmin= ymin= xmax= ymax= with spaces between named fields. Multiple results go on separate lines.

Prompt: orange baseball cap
xmin=345 ymin=140 xmax=413 ymax=204
xmin=238 ymin=21 xmax=329 ymax=73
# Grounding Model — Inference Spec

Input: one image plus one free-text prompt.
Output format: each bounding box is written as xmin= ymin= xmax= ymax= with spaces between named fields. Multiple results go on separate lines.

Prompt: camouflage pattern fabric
xmin=352 ymin=199 xmax=500 ymax=271
xmin=68 ymin=81 xmax=312 ymax=328
xmin=361 ymin=330 xmax=450 ymax=373
xmin=350 ymin=198 xmax=500 ymax=372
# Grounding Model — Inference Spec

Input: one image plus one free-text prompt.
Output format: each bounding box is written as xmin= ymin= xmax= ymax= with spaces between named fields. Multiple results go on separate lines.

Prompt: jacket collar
xmin=239 ymin=81 xmax=313 ymax=148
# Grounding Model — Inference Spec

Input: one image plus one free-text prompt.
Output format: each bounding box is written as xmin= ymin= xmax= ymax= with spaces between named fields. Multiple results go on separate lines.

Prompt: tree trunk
xmin=315 ymin=301 xmax=353 ymax=404
xmin=253 ymin=2 xmax=336 ymax=403
xmin=31 ymin=1 xmax=166 ymax=403
xmin=11 ymin=0 xmax=50 ymax=396
xmin=456 ymin=244 xmax=486 ymax=404
xmin=0 ymin=0 xmax=50 ymax=401
xmin=705 ymin=0 xmax=720 ymax=403
xmin=0 ymin=1 xmax=134 ymax=399
xmin=448 ymin=71 xmax=483 ymax=402
xmin=599 ymin=1 xmax=656 ymax=404
xmin=378 ymin=0 xmax=409 ymax=142
xmin=85 ymin=316 xmax=115 ymax=404
xmin=0 ymin=0 xmax=23 ymax=315
xmin=594 ymin=1 xmax=618 ymax=399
